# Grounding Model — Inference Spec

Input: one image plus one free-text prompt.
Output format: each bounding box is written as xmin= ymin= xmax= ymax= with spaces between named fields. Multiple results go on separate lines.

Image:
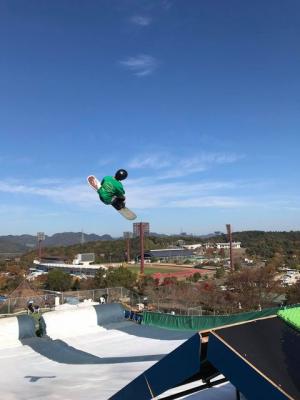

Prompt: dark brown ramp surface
xmin=213 ymin=317 xmax=300 ymax=399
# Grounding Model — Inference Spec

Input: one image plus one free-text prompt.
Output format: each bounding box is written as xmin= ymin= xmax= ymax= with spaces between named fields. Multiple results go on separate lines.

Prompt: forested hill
xmin=3 ymin=230 xmax=300 ymax=262
xmin=0 ymin=232 xmax=113 ymax=253
xmin=231 ymin=231 xmax=300 ymax=259
xmin=20 ymin=231 xmax=300 ymax=264
xmin=21 ymin=235 xmax=198 ymax=264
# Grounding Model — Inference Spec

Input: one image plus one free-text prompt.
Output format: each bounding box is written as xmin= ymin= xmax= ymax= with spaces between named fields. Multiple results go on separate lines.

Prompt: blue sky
xmin=0 ymin=0 xmax=299 ymax=236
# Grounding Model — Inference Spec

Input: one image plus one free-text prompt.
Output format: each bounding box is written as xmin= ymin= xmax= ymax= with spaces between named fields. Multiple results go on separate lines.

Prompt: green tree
xmin=105 ymin=267 xmax=137 ymax=289
xmin=216 ymin=266 xmax=225 ymax=279
xmin=94 ymin=268 xmax=107 ymax=288
xmin=94 ymin=266 xmax=137 ymax=289
xmin=46 ymin=269 xmax=72 ymax=291
xmin=136 ymin=275 xmax=156 ymax=294
xmin=191 ymin=272 xmax=201 ymax=282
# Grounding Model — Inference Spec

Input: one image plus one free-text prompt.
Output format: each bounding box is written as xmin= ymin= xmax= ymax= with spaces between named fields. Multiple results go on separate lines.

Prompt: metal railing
xmin=0 ymin=286 xmax=259 ymax=317
xmin=0 ymin=287 xmax=142 ymax=316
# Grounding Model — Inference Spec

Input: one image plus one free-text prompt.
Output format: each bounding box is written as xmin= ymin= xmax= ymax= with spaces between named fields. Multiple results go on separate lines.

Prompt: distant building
xmin=133 ymin=222 xmax=150 ymax=237
xmin=136 ymin=252 xmax=152 ymax=262
xmin=216 ymin=242 xmax=241 ymax=249
xmin=123 ymin=232 xmax=133 ymax=239
xmin=149 ymin=248 xmax=194 ymax=261
xmin=183 ymin=244 xmax=203 ymax=250
xmin=73 ymin=253 xmax=95 ymax=264
xmin=204 ymin=242 xmax=215 ymax=249
xmin=136 ymin=248 xmax=194 ymax=262
xmin=32 ymin=253 xmax=107 ymax=277
xmin=193 ymin=242 xmax=242 ymax=250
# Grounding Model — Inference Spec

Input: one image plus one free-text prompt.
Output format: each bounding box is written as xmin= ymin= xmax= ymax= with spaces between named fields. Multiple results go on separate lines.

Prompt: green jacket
xmin=97 ymin=176 xmax=125 ymax=204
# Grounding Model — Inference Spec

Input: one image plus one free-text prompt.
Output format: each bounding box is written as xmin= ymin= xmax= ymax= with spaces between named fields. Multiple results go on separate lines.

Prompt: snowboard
xmin=117 ymin=207 xmax=137 ymax=220
xmin=87 ymin=175 xmax=137 ymax=221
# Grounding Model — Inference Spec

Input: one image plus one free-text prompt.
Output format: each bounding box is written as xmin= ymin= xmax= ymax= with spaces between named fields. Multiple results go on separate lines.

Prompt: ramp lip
xmin=209 ymin=317 xmax=300 ymax=400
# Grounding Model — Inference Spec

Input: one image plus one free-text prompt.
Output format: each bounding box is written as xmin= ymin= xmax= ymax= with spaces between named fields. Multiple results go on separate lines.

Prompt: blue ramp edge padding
xmin=110 ymin=332 xmax=201 ymax=400
xmin=124 ymin=309 xmax=143 ymax=324
xmin=17 ymin=315 xmax=36 ymax=339
xmin=93 ymin=303 xmax=125 ymax=325
xmin=207 ymin=333 xmax=288 ymax=400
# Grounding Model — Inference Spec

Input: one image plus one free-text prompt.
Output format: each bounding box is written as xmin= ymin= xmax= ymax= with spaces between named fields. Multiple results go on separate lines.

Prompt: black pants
xmin=28 ymin=304 xmax=34 ymax=313
xmin=111 ymin=196 xmax=125 ymax=210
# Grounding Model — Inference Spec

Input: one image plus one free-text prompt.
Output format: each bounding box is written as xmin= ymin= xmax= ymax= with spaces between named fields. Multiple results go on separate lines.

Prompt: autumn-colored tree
xmin=162 ymin=277 xmax=177 ymax=286
xmin=79 ymin=278 xmax=95 ymax=290
xmin=72 ymin=278 xmax=81 ymax=291
xmin=225 ymin=266 xmax=281 ymax=310
xmin=30 ymin=274 xmax=47 ymax=290
xmin=286 ymin=282 xmax=300 ymax=305
xmin=136 ymin=275 xmax=156 ymax=295
xmin=0 ymin=275 xmax=8 ymax=291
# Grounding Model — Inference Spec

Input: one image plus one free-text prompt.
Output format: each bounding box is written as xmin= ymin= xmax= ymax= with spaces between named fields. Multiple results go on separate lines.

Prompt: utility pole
xmin=37 ymin=232 xmax=45 ymax=259
xmin=126 ymin=237 xmax=130 ymax=263
xmin=139 ymin=222 xmax=145 ymax=276
xmin=81 ymin=229 xmax=85 ymax=245
xmin=123 ymin=232 xmax=132 ymax=263
xmin=226 ymin=224 xmax=234 ymax=271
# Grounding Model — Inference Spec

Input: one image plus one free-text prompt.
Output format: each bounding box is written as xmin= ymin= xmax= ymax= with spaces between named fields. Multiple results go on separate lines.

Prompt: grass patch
xmin=127 ymin=266 xmax=184 ymax=275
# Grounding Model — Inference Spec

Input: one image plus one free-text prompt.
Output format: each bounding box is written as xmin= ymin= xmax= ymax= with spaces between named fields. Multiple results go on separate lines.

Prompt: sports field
xmin=126 ymin=265 xmax=187 ymax=275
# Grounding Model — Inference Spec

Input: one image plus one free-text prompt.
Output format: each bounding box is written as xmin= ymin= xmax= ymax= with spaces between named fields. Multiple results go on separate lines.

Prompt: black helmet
xmin=115 ymin=169 xmax=128 ymax=181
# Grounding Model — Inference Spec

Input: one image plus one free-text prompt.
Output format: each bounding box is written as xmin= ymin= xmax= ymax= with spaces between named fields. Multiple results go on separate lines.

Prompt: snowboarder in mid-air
xmin=87 ymin=169 xmax=136 ymax=220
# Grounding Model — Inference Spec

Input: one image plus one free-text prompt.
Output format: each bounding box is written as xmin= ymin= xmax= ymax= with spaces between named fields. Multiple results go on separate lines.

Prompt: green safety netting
xmin=277 ymin=306 xmax=300 ymax=332
xmin=142 ymin=304 xmax=300 ymax=331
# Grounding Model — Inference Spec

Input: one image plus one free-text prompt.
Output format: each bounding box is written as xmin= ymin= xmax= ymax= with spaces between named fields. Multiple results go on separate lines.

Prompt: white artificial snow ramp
xmin=0 ymin=304 xmax=194 ymax=400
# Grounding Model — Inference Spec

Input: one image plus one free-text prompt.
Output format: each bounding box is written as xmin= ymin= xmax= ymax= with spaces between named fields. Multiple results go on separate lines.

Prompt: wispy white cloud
xmin=161 ymin=153 xmax=244 ymax=179
xmin=119 ymin=54 xmax=158 ymax=77
xmin=168 ymin=197 xmax=247 ymax=208
xmin=161 ymin=0 xmax=172 ymax=10
xmin=0 ymin=180 xmax=95 ymax=208
xmin=0 ymin=177 xmax=245 ymax=210
xmin=0 ymin=177 xmax=296 ymax=214
xmin=127 ymin=151 xmax=244 ymax=179
xmin=128 ymin=154 xmax=171 ymax=169
xmin=125 ymin=179 xmax=244 ymax=209
xmin=130 ymin=15 xmax=152 ymax=26
xmin=0 ymin=155 xmax=33 ymax=165
xmin=0 ymin=203 xmax=28 ymax=215
xmin=97 ymin=157 xmax=115 ymax=167
xmin=30 ymin=178 xmax=66 ymax=185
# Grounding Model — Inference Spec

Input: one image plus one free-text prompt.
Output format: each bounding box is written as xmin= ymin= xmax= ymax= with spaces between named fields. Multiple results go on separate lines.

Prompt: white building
xmin=183 ymin=244 xmax=203 ymax=250
xmin=73 ymin=253 xmax=95 ymax=265
xmin=281 ymin=270 xmax=300 ymax=286
xmin=32 ymin=253 xmax=108 ymax=277
xmin=216 ymin=242 xmax=241 ymax=249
